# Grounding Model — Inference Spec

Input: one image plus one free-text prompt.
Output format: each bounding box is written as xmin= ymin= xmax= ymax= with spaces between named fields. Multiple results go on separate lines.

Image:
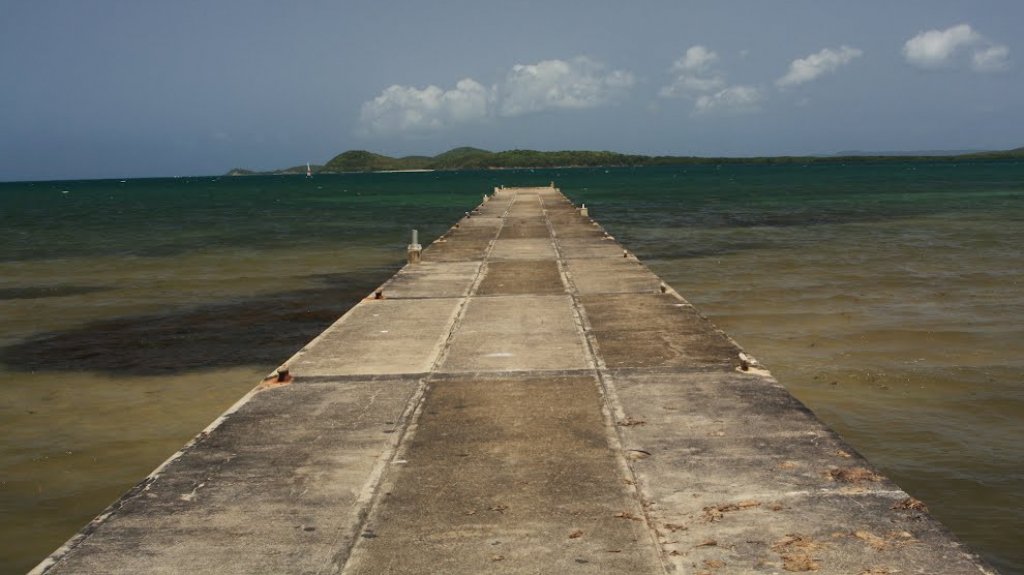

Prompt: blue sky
xmin=1 ymin=0 xmax=1021 ymax=181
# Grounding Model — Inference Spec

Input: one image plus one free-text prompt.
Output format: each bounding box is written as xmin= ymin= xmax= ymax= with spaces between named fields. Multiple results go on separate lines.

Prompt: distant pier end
xmin=33 ymin=185 xmax=996 ymax=574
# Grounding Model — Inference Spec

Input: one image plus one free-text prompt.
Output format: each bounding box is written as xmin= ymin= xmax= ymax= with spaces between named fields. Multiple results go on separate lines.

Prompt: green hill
xmin=963 ymin=146 xmax=1024 ymax=160
xmin=227 ymin=145 xmax=1024 ymax=176
xmin=324 ymin=150 xmax=401 ymax=172
xmin=429 ymin=147 xmax=495 ymax=168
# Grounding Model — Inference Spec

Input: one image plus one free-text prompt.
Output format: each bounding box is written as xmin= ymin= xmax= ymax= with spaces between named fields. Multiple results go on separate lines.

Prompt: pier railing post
xmin=407 ymin=229 xmax=422 ymax=264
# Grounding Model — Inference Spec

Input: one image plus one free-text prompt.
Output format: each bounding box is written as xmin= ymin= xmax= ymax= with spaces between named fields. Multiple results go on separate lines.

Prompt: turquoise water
xmin=1 ymin=163 xmax=1022 ymax=573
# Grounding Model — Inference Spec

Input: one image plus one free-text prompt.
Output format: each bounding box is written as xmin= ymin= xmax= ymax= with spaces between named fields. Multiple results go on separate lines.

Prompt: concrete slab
xmin=439 ymin=295 xmax=589 ymax=372
xmin=558 ymin=237 xmax=628 ymax=259
xmin=498 ymin=219 xmax=550 ymax=239
xmin=581 ymin=293 xmax=705 ymax=333
xmin=473 ymin=201 xmax=511 ymax=216
xmin=450 ymin=217 xmax=503 ymax=231
xmin=582 ymin=294 xmax=739 ymax=369
xmin=552 ymin=223 xmax=608 ymax=239
xmin=608 ymin=369 xmax=992 ymax=574
xmin=508 ymin=205 xmax=544 ymax=218
xmin=40 ymin=378 xmax=421 ymax=575
xmin=342 ymin=375 xmax=661 ymax=575
xmin=476 ymin=260 xmax=565 ymax=296
xmin=290 ymin=298 xmax=462 ymax=376
xmin=380 ymin=261 xmax=481 ymax=299
xmin=473 ymin=206 xmax=508 ymax=218
xmin=568 ymin=258 xmax=663 ymax=295
xmin=421 ymin=239 xmax=491 ymax=262
xmin=489 ymin=238 xmax=557 ymax=261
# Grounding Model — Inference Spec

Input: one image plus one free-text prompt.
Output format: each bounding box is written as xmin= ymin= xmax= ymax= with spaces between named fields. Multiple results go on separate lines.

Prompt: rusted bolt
xmin=623 ymin=250 xmax=628 ymax=258
xmin=465 ymin=211 xmax=471 ymax=218
xmin=660 ymin=283 xmax=667 ymax=294
xmin=374 ymin=289 xmax=383 ymax=300
xmin=276 ymin=368 xmax=290 ymax=382
xmin=454 ymin=223 xmax=460 ymax=228
xmin=740 ymin=359 xmax=750 ymax=371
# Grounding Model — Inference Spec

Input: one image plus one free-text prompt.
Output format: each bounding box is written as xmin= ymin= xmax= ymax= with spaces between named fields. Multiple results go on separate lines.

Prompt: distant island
xmin=226 ymin=145 xmax=1024 ymax=176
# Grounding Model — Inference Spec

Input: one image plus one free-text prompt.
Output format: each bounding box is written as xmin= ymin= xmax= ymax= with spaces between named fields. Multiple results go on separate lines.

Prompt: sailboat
xmin=306 ymin=162 xmax=313 ymax=178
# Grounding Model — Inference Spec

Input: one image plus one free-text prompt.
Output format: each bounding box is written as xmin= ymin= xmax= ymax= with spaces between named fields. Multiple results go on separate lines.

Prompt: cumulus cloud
xmin=659 ymin=45 xmax=761 ymax=115
xmin=357 ymin=57 xmax=634 ymax=135
xmin=358 ymin=79 xmax=491 ymax=135
xmin=694 ymin=85 xmax=762 ymax=115
xmin=659 ymin=45 xmax=725 ymax=98
xmin=675 ymin=45 xmax=718 ymax=72
xmin=776 ymin=46 xmax=862 ymax=88
xmin=903 ymin=23 xmax=1010 ymax=72
xmin=498 ymin=57 xmax=634 ymax=117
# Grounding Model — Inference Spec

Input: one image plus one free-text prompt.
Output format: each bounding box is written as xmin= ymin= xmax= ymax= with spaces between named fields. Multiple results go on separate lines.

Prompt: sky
xmin=1 ymin=0 xmax=1021 ymax=181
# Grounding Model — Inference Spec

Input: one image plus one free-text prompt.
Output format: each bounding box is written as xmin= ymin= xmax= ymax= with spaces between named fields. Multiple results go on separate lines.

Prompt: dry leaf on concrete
xmin=827 ymin=467 xmax=882 ymax=483
xmin=891 ymin=497 xmax=928 ymax=512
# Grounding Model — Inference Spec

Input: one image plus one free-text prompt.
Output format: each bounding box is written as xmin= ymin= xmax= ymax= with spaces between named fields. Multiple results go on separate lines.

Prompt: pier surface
xmin=33 ymin=186 xmax=995 ymax=574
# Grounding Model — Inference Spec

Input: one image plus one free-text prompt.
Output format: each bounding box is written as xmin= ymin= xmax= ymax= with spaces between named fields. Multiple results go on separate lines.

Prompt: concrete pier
xmin=32 ymin=186 xmax=996 ymax=574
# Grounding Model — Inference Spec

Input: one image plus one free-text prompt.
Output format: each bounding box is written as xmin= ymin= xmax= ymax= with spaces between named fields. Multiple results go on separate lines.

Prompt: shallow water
xmin=1 ymin=164 xmax=1022 ymax=573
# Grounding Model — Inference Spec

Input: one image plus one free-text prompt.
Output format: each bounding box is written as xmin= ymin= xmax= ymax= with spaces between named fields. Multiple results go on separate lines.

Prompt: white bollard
xmin=407 ymin=229 xmax=422 ymax=264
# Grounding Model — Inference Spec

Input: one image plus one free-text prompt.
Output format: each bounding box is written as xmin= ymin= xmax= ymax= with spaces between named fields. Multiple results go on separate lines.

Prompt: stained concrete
xmin=439 ymin=295 xmax=589 ymax=372
xmin=610 ymin=370 xmax=993 ymax=574
xmin=568 ymin=258 xmax=663 ymax=295
xmin=476 ymin=260 xmax=564 ymax=295
xmin=36 ymin=378 xmax=421 ymax=575
xmin=379 ymin=261 xmax=481 ymax=299
xmin=34 ymin=185 xmax=996 ymax=575
xmin=558 ymin=237 xmax=629 ymax=259
xmin=342 ymin=375 xmax=660 ymax=574
xmin=489 ymin=238 xmax=557 ymax=260
xmin=288 ymin=297 xmax=462 ymax=377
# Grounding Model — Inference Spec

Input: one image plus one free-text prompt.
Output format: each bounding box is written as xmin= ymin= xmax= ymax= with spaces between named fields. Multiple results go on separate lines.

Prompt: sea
xmin=1 ymin=162 xmax=1021 ymax=574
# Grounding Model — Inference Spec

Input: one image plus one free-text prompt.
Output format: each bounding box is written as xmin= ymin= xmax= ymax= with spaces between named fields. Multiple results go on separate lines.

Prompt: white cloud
xmin=674 ymin=45 xmax=718 ymax=72
xmin=973 ymin=44 xmax=1010 ymax=72
xmin=903 ymin=24 xmax=979 ymax=68
xmin=357 ymin=57 xmax=634 ymax=135
xmin=903 ymin=23 xmax=1010 ymax=72
xmin=659 ymin=45 xmax=725 ymax=98
xmin=659 ymin=75 xmax=725 ymax=98
xmin=498 ymin=57 xmax=634 ymax=117
xmin=776 ymin=46 xmax=862 ymax=88
xmin=659 ymin=45 xmax=762 ymax=115
xmin=694 ymin=86 xmax=762 ymax=115
xmin=358 ymin=78 xmax=491 ymax=135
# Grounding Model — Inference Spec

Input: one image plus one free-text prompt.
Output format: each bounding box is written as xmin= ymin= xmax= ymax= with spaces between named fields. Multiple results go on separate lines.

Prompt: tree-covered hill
xmin=227 ymin=145 xmax=1024 ymax=176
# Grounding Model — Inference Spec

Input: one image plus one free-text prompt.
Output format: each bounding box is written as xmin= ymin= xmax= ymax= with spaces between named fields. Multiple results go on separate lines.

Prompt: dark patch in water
xmin=0 ymin=269 xmax=399 ymax=376
xmin=0 ymin=285 xmax=111 ymax=301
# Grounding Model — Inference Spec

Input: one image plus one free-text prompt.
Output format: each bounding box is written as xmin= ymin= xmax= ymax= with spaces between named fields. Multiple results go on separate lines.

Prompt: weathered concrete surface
xmin=489 ymin=238 xmax=557 ymax=261
xmin=439 ymin=295 xmax=588 ymax=372
xmin=378 ymin=261 xmax=481 ymax=299
xmin=288 ymin=297 xmax=461 ymax=377
xmin=34 ymin=185 xmax=996 ymax=575
xmin=33 ymin=378 xmax=421 ymax=575
xmin=342 ymin=374 xmax=660 ymax=574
